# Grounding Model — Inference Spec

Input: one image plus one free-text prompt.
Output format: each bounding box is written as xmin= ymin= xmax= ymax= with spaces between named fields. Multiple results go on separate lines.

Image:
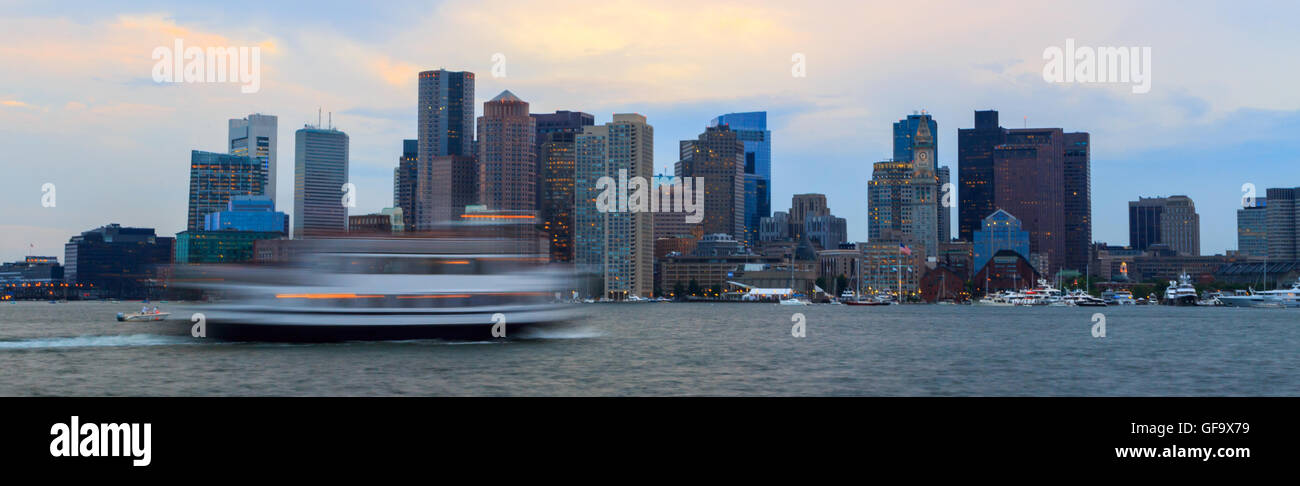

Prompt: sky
xmin=1 ymin=0 xmax=1298 ymax=262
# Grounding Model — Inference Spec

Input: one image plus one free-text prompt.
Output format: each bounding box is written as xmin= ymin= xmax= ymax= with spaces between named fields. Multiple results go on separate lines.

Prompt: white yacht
xmin=1218 ymin=279 xmax=1300 ymax=308
xmin=1016 ymin=279 xmax=1063 ymax=306
xmin=1162 ymin=273 xmax=1198 ymax=306
xmin=1063 ymin=289 xmax=1107 ymax=307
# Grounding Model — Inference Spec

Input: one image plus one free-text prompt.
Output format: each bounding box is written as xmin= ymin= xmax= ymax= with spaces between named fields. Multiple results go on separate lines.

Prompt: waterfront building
xmin=63 ymin=224 xmax=173 ymax=299
xmin=477 ymin=90 xmax=536 ymax=212
xmin=293 ymin=125 xmax=349 ymax=237
xmin=574 ymin=114 xmax=655 ymax=299
xmin=972 ymin=209 xmax=1031 ymax=275
xmin=972 ymin=249 xmax=1039 ymax=293
xmin=0 ymin=256 xmax=63 ymax=284
xmin=228 ymin=113 xmax=278 ymax=201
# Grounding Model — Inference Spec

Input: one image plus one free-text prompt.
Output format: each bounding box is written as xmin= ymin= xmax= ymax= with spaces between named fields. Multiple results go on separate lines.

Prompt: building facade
xmin=710 ymin=112 xmax=771 ymax=247
xmin=293 ymin=126 xmax=349 ymax=237
xmin=678 ymin=125 xmax=745 ymax=241
xmin=187 ymin=151 xmax=265 ymax=231
xmin=477 ymin=90 xmax=536 ymax=212
xmin=228 ymin=113 xmax=278 ymax=202
xmin=393 ymin=139 xmax=418 ymax=225
xmin=972 ymin=209 xmax=1031 ymax=275
xmin=203 ymin=195 xmax=288 ymax=234
xmin=1236 ymin=197 xmax=1268 ymax=257
xmin=1266 ymin=187 xmax=1300 ymax=261
xmin=574 ymin=114 xmax=655 ymax=298
xmin=63 ymin=224 xmax=173 ymax=299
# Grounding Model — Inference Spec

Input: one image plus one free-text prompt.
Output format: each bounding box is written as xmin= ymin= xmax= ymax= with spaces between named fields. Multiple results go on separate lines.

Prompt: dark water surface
xmin=0 ymin=301 xmax=1295 ymax=396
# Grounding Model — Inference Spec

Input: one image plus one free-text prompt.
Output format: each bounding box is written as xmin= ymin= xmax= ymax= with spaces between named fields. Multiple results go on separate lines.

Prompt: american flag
xmin=899 ymin=243 xmax=911 ymax=256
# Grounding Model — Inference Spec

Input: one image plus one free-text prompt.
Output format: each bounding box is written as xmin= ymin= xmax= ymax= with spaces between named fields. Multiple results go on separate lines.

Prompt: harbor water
xmin=0 ymin=301 xmax=1295 ymax=396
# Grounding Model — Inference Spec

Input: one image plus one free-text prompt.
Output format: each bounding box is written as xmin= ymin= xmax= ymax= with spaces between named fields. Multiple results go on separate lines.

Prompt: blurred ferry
xmin=171 ymin=233 xmax=579 ymax=342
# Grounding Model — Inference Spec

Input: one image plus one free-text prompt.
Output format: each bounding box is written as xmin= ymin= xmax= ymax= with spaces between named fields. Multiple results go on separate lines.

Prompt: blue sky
xmin=1 ymin=0 xmax=1298 ymax=262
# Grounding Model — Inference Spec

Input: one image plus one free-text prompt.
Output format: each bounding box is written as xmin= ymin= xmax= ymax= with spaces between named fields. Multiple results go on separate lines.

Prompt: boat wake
xmin=0 ymin=334 xmax=196 ymax=350
xmin=513 ymin=325 xmax=604 ymax=340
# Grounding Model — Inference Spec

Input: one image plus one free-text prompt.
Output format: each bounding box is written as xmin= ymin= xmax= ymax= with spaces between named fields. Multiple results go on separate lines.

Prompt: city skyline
xmin=4 ymin=1 xmax=1300 ymax=261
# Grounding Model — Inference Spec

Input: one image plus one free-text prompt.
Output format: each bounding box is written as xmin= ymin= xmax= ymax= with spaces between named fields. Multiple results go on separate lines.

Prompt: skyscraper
xmin=393 ymin=139 xmax=418 ymax=225
xmin=539 ymin=131 xmax=578 ymax=263
xmin=1161 ymin=195 xmax=1200 ymax=256
xmin=417 ymin=69 xmax=474 ymax=158
xmin=187 ymin=150 xmax=265 ymax=231
xmin=575 ymin=114 xmax=654 ymax=299
xmin=1128 ymin=195 xmax=1200 ymax=256
xmin=937 ymin=165 xmax=952 ymax=243
xmin=1237 ymin=197 xmax=1268 ymax=257
xmin=959 ymin=110 xmax=1090 ymax=274
xmin=1063 ymin=132 xmax=1092 ymax=272
xmin=958 ymin=110 xmax=1005 ymax=241
xmin=532 ymin=110 xmax=594 ymax=223
xmin=293 ymin=126 xmax=349 ymax=237
xmin=868 ymin=121 xmax=939 ymax=255
xmin=893 ymin=112 xmax=938 ymax=162
xmin=416 ymin=154 xmax=477 ymax=225
xmin=228 ymin=114 xmax=278 ymax=202
xmin=678 ymin=125 xmax=745 ymax=240
xmin=994 ymin=128 xmax=1065 ymax=274
xmin=477 ymin=90 xmax=536 ymax=212
xmin=1129 ymin=197 xmax=1164 ymax=252
xmin=416 ymin=69 xmax=474 ymax=229
xmin=710 ymin=112 xmax=771 ymax=246
xmin=1265 ymin=187 xmax=1299 ymax=260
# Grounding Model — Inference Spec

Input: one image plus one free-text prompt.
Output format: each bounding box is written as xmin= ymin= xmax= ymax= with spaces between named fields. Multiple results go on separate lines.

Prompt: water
xmin=0 ymin=301 xmax=1295 ymax=396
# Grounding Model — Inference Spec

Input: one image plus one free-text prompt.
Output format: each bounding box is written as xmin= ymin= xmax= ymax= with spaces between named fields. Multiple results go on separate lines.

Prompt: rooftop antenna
xmin=318 ymin=108 xmax=322 ymax=128
xmin=1023 ymin=116 xmax=1027 ymax=128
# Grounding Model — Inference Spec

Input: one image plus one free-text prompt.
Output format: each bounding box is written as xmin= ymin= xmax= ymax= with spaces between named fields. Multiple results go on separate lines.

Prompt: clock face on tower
xmin=917 ymin=151 xmax=929 ymax=162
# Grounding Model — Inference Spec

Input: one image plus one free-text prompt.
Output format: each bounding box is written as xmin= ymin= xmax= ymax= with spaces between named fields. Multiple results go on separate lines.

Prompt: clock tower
xmin=911 ymin=119 xmax=936 ymax=175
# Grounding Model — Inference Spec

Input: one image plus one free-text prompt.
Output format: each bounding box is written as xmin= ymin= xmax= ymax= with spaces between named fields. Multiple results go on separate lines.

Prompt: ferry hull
xmin=201 ymin=320 xmax=573 ymax=342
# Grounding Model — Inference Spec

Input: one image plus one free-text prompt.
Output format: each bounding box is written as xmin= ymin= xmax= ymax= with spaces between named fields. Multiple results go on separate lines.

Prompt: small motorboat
xmin=116 ymin=311 xmax=171 ymax=322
